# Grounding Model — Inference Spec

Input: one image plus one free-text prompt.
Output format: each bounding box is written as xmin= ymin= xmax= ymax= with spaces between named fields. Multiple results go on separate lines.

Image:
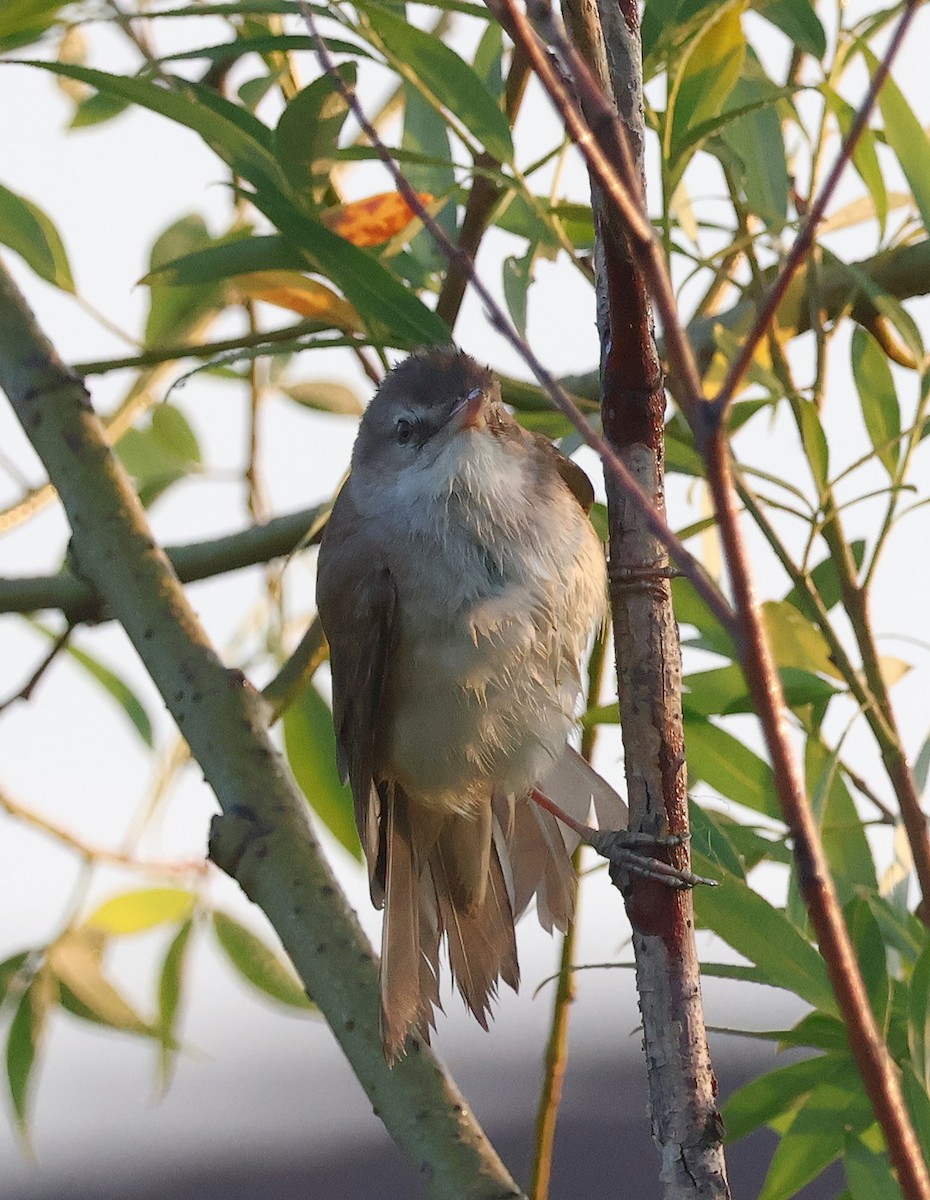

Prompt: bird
xmin=315 ymin=346 xmax=612 ymax=1060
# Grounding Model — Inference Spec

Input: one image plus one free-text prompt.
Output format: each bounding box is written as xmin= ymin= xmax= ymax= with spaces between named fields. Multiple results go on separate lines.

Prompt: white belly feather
xmin=378 ymin=433 xmax=605 ymax=814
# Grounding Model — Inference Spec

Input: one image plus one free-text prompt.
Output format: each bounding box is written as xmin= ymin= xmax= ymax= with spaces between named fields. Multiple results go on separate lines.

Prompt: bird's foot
xmin=587 ymin=828 xmax=717 ymax=890
xmin=530 ymin=788 xmax=716 ymax=890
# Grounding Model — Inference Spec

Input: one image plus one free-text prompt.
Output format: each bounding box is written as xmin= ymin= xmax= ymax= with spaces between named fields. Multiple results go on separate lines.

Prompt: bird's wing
xmin=531 ymin=431 xmax=596 ymax=513
xmin=315 ymin=481 xmax=398 ymax=897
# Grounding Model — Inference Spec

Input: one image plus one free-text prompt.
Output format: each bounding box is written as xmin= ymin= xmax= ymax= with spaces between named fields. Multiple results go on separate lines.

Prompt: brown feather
xmin=316 ymin=483 xmax=398 ymax=901
xmin=380 ymin=790 xmax=422 ymax=1061
xmin=430 ymin=829 xmax=518 ymax=1027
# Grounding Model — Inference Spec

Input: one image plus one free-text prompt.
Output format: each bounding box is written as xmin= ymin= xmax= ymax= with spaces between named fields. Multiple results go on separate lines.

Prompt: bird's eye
xmin=395 ymin=417 xmax=417 ymax=446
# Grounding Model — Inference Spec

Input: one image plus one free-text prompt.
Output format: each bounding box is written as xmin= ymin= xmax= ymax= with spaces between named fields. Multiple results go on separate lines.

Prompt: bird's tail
xmin=379 ymin=750 xmax=627 ymax=1060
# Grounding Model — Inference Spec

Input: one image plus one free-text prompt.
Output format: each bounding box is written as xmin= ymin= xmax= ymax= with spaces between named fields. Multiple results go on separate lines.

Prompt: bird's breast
xmin=379 ymin=489 xmax=605 ymax=815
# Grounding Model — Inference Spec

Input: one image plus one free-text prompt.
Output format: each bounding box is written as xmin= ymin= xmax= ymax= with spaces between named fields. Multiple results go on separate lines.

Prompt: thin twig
xmin=72 ymin=319 xmax=337 ymax=376
xmin=0 ymin=787 xmax=208 ymax=876
xmin=0 ymin=626 xmax=72 ymax=712
xmin=0 ymin=503 xmax=329 ymax=623
xmin=263 ymin=616 xmax=328 ymax=721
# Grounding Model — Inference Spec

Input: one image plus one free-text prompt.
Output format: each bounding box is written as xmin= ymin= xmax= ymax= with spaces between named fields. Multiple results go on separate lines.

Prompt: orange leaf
xmin=231 ymin=272 xmax=360 ymax=329
xmin=321 ymin=191 xmax=434 ymax=247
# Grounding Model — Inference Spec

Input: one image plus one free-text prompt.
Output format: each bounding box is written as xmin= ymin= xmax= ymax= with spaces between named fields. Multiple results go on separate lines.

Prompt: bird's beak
xmin=449 ymin=387 xmax=486 ymax=433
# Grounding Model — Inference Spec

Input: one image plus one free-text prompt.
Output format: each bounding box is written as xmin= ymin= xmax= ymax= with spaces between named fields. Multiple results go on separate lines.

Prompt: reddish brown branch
xmin=435 ymin=43 xmax=533 ymax=327
xmin=490 ymin=1 xmax=929 ymax=1190
xmin=704 ymin=429 xmax=930 ymax=1200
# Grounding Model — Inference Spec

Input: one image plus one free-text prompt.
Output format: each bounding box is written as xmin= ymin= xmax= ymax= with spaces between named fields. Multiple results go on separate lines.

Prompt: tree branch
xmin=0 ymin=504 xmax=329 ymax=623
xmin=562 ymin=0 xmax=729 ymax=1191
xmin=0 ymin=257 xmax=526 ymax=1200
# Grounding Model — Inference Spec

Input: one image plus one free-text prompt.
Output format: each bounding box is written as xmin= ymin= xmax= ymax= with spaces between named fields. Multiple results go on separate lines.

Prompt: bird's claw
xmin=587 ymin=828 xmax=717 ymax=890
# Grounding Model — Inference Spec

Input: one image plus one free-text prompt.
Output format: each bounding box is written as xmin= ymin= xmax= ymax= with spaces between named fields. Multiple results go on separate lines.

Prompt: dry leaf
xmin=321 ymin=191 xmax=434 ymax=247
xmin=231 ymin=271 xmax=360 ymax=329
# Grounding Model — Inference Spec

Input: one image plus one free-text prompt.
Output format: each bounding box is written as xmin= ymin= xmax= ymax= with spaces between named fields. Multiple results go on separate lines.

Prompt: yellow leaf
xmin=232 ymin=272 xmax=360 ymax=329
xmin=84 ymin=887 xmax=195 ymax=935
xmin=320 ymin=191 xmax=434 ymax=247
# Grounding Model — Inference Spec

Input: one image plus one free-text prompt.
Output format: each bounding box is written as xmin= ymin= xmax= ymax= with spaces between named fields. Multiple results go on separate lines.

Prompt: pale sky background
xmin=1 ymin=2 xmax=929 ymax=1195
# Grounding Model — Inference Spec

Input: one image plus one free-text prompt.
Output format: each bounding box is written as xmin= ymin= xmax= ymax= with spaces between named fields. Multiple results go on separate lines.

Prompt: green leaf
xmin=684 ymin=664 xmax=836 ymax=718
xmin=795 ymin=398 xmax=829 ymax=492
xmin=145 ymin=232 xmax=302 ymax=287
xmin=116 ymin=403 xmax=202 ymax=508
xmin=851 ymin=327 xmax=901 ymax=478
xmin=707 ymin=813 xmax=792 ymax=871
xmin=359 ymin=0 xmax=513 ymax=163
xmin=755 ymin=0 xmax=825 ymax=56
xmin=684 ymin=714 xmax=780 ymax=818
xmin=824 ymin=87 xmax=887 ymax=233
xmin=287 ymin=213 xmax=449 ymax=347
xmin=283 ymin=682 xmax=361 ymax=859
xmin=762 ymin=600 xmax=841 ymax=680
xmin=908 ymin=942 xmax=930 ymax=1093
xmin=784 ymin=540 xmax=866 ymax=613
xmin=844 ymin=1130 xmax=900 ymax=1200
xmin=212 ymin=912 xmax=314 ymax=1010
xmin=692 ymin=861 xmax=836 ymax=1013
xmin=27 ymin=618 xmax=155 ymax=746
xmin=902 ymin=1064 xmax=930 ymax=1152
xmin=158 ymin=919 xmax=193 ymax=1087
xmin=688 ymin=800 xmax=746 ymax=879
xmin=502 ymin=250 xmax=533 ymax=338
xmin=161 ymin=33 xmax=368 ymax=66
xmin=806 ymin=738 xmax=877 ymax=903
xmin=472 ymin=18 xmax=504 ymax=96
xmin=718 ymin=52 xmax=789 ymax=227
xmin=845 ymin=897 xmax=889 ymax=1030
xmin=275 ymin=65 xmax=357 ymax=207
xmin=402 ymin=82 xmax=457 ymax=276
xmin=85 ymin=888 xmax=196 ymax=936
xmin=666 ymin=0 xmax=745 ymax=179
xmin=280 ymin=380 xmax=363 ymax=414
xmin=16 ymin=62 xmax=288 ymax=201
xmin=70 ymin=90 xmax=133 ymax=130
xmin=865 ymin=894 xmax=925 ymax=967
xmin=65 ymin=642 xmax=154 ymax=747
xmin=868 ymin=49 xmax=930 ymax=237
xmin=672 ymin=576 xmax=735 ymax=659
xmin=724 ymin=1053 xmax=840 ymax=1142
xmin=784 ymin=1010 xmax=851 ymax=1053
xmin=0 ymin=0 xmax=65 ymax=49
xmin=6 ymin=972 xmax=52 ymax=1138
xmin=0 ymin=952 xmax=30 ymax=1005
xmin=827 ymin=251 xmax=924 ymax=364
xmin=759 ymin=1066 xmax=871 ymax=1200
xmin=145 ymin=215 xmax=229 ymax=348
xmin=0 ymin=181 xmax=74 ymax=291
xmin=642 ymin=0 xmax=718 ymax=69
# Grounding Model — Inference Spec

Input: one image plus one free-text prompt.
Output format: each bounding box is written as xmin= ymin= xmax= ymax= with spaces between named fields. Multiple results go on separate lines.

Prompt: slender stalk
xmin=0 ymin=787 xmax=207 ymax=877
xmin=528 ymin=626 xmax=607 ymax=1199
xmin=528 ymin=863 xmax=579 ymax=1200
xmin=72 ymin=319 xmax=332 ymax=376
